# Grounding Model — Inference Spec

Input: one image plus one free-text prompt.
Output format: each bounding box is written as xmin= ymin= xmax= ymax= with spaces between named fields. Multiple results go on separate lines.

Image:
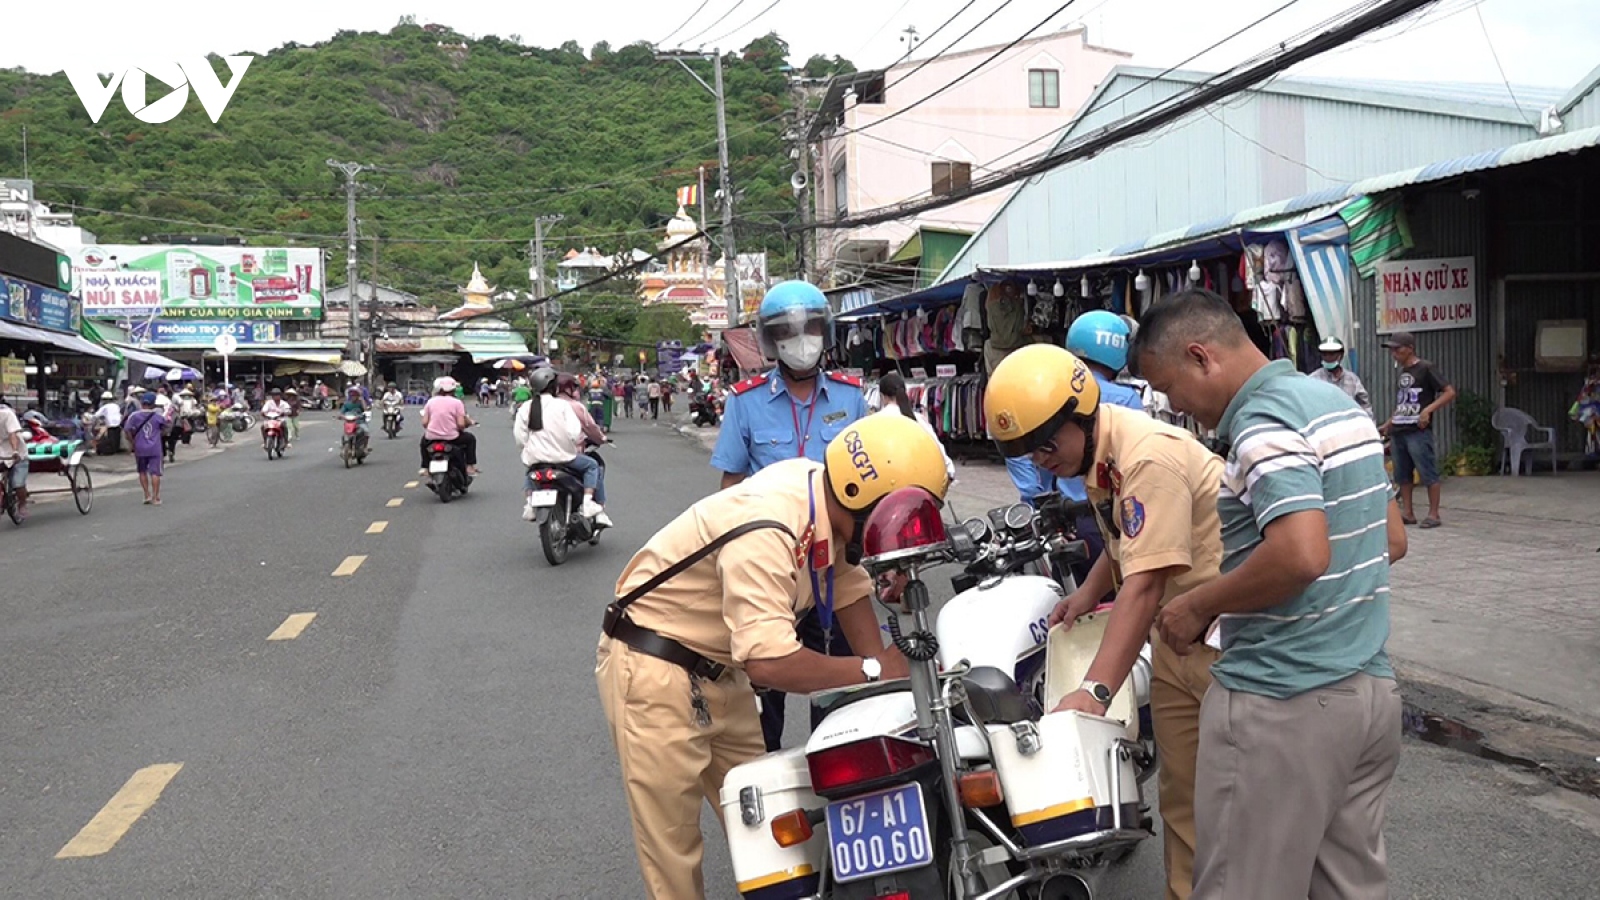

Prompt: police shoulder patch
xmin=1119 ymin=495 xmax=1146 ymax=539
xmin=730 ymin=374 xmax=768 ymax=395
xmin=825 ymin=371 xmax=862 ymax=388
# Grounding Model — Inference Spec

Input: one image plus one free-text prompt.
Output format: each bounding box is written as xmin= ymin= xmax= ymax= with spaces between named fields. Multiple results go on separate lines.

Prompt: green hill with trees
xmin=0 ymin=19 xmax=853 ymax=346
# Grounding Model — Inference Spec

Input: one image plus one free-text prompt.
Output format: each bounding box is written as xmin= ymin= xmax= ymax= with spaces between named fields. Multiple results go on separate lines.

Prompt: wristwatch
xmin=1080 ymin=680 xmax=1114 ymax=706
xmin=861 ymin=657 xmax=883 ymax=683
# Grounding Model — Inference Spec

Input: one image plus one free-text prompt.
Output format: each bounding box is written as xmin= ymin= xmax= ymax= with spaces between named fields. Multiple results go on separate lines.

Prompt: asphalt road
xmin=3 ymin=412 xmax=1598 ymax=899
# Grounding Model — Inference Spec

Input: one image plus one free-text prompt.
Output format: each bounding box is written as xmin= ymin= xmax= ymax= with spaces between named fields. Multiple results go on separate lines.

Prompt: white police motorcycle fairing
xmin=720 ymin=490 xmax=1155 ymax=899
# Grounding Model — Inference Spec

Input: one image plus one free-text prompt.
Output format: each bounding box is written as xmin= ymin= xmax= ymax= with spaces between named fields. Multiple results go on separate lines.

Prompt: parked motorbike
xmin=719 ymin=489 xmax=1155 ymax=900
xmin=425 ymin=436 xmax=473 ymax=502
xmin=225 ymin=403 xmax=256 ymax=435
xmin=526 ymin=442 xmax=611 ymax=566
xmin=261 ymin=412 xmax=289 ymax=460
xmin=340 ymin=412 xmax=370 ymax=468
xmin=382 ymin=405 xmax=402 ymax=439
xmin=691 ymin=392 xmax=720 ymax=427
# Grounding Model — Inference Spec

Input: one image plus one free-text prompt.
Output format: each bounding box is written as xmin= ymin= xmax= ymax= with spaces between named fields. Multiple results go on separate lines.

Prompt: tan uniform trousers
xmin=1149 ymin=638 xmax=1220 ymax=900
xmin=597 ymin=636 xmax=766 ymax=900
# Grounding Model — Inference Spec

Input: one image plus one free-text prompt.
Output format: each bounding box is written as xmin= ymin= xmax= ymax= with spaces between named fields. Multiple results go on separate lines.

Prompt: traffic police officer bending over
xmin=599 ymin=415 xmax=951 ymax=899
xmin=711 ymin=280 xmax=869 ymax=752
xmin=986 ymin=344 xmax=1225 ymax=900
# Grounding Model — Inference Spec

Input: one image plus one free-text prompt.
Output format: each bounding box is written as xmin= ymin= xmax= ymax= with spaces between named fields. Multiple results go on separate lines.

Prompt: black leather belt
xmin=603 ymin=604 xmax=727 ymax=681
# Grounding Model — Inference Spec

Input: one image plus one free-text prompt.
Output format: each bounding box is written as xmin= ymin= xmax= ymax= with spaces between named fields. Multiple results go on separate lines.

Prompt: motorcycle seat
xmin=810 ymin=678 xmax=914 ymax=715
xmin=960 ymin=666 xmax=1034 ymax=726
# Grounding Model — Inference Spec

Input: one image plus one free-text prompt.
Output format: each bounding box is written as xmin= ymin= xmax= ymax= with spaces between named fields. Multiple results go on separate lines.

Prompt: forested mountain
xmin=0 ymin=21 xmax=853 ymax=316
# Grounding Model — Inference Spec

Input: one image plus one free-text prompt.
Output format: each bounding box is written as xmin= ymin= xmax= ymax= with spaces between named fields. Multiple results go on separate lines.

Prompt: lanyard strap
xmin=790 ymin=392 xmax=820 ymax=458
xmin=807 ymin=477 xmax=837 ymax=643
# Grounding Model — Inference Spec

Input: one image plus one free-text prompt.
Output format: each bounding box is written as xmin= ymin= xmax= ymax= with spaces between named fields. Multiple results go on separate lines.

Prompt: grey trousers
xmin=1192 ymin=673 xmax=1402 ymax=900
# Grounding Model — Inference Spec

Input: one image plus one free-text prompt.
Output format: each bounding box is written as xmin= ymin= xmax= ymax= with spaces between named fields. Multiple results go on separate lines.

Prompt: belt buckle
xmin=696 ymin=658 xmax=726 ymax=681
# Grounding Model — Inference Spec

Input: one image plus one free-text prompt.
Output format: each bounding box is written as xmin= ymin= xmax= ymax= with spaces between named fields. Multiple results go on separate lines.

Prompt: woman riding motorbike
xmin=514 ymin=368 xmax=611 ymax=527
xmin=419 ymin=376 xmax=478 ymax=476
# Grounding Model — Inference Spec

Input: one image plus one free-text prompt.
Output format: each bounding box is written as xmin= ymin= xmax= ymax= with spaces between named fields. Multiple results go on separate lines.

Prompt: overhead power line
xmin=703 ymin=0 xmax=787 ymax=47
xmin=681 ymin=0 xmax=751 ymax=47
xmin=658 ymin=0 xmax=716 ymax=45
xmin=804 ymin=0 xmax=1438 ymax=232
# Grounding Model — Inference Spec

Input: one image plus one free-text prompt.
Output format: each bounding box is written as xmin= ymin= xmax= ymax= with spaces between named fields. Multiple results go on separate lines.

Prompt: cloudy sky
xmin=4 ymin=0 xmax=1596 ymax=94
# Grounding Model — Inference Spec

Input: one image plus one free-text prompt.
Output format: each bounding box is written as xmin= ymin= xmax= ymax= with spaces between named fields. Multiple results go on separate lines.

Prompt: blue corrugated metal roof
xmin=978 ymin=124 xmax=1600 ymax=277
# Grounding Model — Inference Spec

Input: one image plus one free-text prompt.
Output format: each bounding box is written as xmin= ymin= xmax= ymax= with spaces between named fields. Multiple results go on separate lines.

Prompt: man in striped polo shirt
xmin=1129 ymin=287 xmax=1408 ymax=900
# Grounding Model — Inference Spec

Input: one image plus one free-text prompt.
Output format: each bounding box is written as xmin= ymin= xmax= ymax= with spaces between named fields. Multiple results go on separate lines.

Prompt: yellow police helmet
xmin=984 ymin=344 xmax=1101 ymax=458
xmin=824 ymin=412 xmax=951 ymax=514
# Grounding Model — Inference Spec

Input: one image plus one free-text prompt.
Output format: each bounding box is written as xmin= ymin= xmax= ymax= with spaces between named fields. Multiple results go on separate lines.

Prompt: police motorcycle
xmin=720 ymin=487 xmax=1155 ymax=900
xmin=527 ymin=439 xmax=612 ymax=566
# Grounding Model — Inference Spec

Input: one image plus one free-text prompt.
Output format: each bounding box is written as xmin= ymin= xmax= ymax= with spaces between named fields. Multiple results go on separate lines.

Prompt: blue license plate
xmin=825 ymin=782 xmax=934 ymax=883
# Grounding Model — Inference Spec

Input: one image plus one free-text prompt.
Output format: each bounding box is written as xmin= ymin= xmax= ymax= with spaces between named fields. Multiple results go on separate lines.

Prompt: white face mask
xmin=776 ymin=334 xmax=823 ymax=371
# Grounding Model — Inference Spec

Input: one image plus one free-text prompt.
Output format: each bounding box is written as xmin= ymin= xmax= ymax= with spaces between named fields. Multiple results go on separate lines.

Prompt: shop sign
xmin=74 ymin=244 xmax=323 ymax=320
xmin=1376 ymin=257 xmax=1476 ymax=333
xmin=0 ymin=275 xmax=77 ymax=332
xmin=0 ymin=230 xmax=73 ymax=291
xmin=1 ymin=356 xmax=25 ymax=395
xmin=129 ymin=319 xmax=281 ymax=347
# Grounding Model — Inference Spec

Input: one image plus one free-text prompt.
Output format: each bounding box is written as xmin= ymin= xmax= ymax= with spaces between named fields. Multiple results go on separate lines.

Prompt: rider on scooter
xmin=419 ymin=376 xmax=478 ymax=477
xmin=339 ymin=385 xmax=370 ymax=440
xmin=515 ymin=367 xmax=610 ymax=527
xmin=381 ymin=382 xmax=405 ymax=432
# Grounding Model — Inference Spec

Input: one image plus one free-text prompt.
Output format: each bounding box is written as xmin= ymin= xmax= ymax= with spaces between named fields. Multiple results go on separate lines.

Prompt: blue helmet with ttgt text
xmin=1066 ymin=310 xmax=1132 ymax=373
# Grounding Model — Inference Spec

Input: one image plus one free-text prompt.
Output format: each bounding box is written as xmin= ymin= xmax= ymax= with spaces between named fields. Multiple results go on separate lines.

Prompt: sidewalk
xmin=674 ymin=415 xmax=1600 ymax=779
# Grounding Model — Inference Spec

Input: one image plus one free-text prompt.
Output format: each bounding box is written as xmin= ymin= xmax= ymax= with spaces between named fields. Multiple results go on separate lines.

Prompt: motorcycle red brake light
xmin=861 ymin=487 xmax=948 ymax=562
xmin=807 ymin=736 xmax=935 ymax=796
xmin=432 ymin=443 xmax=447 ymax=452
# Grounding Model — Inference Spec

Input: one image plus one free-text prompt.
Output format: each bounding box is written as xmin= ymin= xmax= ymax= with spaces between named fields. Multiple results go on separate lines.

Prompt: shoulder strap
xmin=615 ymin=519 xmax=795 ymax=611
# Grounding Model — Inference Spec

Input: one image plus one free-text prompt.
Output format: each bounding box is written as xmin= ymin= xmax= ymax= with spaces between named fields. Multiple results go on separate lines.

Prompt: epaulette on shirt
xmin=825 ymin=371 xmax=862 ymax=388
xmin=730 ymin=374 xmax=769 ymax=396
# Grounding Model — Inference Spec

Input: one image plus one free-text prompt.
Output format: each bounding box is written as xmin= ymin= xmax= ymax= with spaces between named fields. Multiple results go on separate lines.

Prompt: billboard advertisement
xmin=0 ymin=275 xmax=80 ymax=333
xmin=74 ymin=245 xmax=324 ymax=320
xmin=128 ymin=319 xmax=282 ymax=347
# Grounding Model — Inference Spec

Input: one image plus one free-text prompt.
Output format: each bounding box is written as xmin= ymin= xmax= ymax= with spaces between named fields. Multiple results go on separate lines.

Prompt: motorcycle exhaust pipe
xmin=1038 ymin=872 xmax=1093 ymax=900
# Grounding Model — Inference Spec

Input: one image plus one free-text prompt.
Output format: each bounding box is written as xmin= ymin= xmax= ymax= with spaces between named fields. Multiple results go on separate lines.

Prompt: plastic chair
xmin=1491 ymin=407 xmax=1558 ymax=476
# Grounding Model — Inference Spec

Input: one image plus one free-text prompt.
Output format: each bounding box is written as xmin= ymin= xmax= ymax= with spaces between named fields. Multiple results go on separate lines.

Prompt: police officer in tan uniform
xmin=597 ymin=414 xmax=952 ymax=899
xmin=985 ymin=344 xmax=1224 ymax=900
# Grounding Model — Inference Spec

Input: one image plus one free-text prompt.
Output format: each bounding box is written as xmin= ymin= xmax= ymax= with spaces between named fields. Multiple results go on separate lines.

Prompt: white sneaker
xmin=581 ymin=498 xmax=605 ymax=519
xmin=521 ymin=502 xmax=537 ymax=522
xmin=595 ymin=512 xmax=614 ymax=529
xmin=418 ymin=468 xmax=428 ymax=476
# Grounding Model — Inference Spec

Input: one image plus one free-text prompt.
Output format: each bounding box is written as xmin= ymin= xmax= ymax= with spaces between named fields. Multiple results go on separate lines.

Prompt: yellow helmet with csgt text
xmin=984 ymin=344 xmax=1101 ymax=458
xmin=824 ymin=413 xmax=950 ymax=514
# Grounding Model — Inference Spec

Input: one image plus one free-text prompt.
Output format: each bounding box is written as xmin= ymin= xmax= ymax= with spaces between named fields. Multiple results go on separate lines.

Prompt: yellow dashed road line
xmin=56 ymin=763 xmax=184 ymax=859
xmin=366 ymin=521 xmax=388 ymax=534
xmin=331 ymin=555 xmax=367 ymax=577
xmin=267 ymin=613 xmax=317 ymax=641
xmin=386 ymin=498 xmax=404 ymax=508
xmin=404 ymin=481 xmax=419 ymax=489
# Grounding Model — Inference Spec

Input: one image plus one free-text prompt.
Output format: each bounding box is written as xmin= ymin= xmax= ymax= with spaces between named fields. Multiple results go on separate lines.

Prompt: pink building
xmin=809 ymin=27 xmax=1129 ymax=291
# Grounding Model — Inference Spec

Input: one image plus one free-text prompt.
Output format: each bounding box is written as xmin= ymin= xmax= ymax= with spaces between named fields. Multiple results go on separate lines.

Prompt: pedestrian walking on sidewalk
xmin=1132 ymin=288 xmax=1410 ymax=900
xmin=646 ymin=378 xmax=661 ymax=419
xmin=1378 ymin=331 xmax=1456 ymax=528
xmin=125 ymin=393 xmax=171 ymax=506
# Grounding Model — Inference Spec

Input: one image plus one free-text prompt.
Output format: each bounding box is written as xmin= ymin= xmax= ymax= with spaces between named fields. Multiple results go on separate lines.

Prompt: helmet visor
xmin=758 ymin=305 xmax=833 ymax=358
xmin=992 ymin=398 xmax=1083 ymax=459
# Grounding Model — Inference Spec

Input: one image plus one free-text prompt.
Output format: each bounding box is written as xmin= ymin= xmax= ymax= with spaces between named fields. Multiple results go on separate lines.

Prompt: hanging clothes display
xmin=1572 ymin=367 xmax=1600 ymax=459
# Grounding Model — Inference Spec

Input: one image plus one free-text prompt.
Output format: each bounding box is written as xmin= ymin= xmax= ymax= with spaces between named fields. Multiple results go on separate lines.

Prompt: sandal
xmin=1419 ymin=517 xmax=1441 ymax=529
xmin=1401 ymin=516 xmax=1417 ymax=525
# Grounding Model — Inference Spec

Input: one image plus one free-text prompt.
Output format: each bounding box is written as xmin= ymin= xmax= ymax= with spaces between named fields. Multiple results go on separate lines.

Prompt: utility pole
xmin=656 ymin=48 xmax=739 ymax=329
xmin=530 ymin=213 xmax=564 ymax=358
xmin=787 ymin=76 xmax=822 ymax=283
xmin=327 ymin=159 xmax=371 ymax=371
xmin=368 ymin=236 xmax=379 ymax=389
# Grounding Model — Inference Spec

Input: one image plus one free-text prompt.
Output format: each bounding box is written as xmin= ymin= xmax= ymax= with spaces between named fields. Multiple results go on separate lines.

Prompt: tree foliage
xmin=0 ymin=24 xmax=856 ymax=347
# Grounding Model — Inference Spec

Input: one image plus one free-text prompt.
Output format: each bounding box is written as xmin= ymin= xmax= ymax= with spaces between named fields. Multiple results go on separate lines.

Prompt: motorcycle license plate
xmin=825 ymin=782 xmax=933 ymax=883
xmin=528 ymin=489 xmax=557 ymax=507
xmin=428 ymin=459 xmax=450 ymax=473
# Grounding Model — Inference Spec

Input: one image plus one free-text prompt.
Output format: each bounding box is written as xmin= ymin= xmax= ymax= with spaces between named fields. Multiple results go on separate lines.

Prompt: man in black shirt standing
xmin=1379 ymin=331 xmax=1456 ymax=528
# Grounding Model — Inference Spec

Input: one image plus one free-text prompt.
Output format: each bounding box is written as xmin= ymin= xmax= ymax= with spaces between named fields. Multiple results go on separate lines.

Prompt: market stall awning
xmin=113 ymin=343 xmax=186 ymax=370
xmin=978 ymin=200 xmax=1355 ymax=279
xmin=834 ymin=275 xmax=976 ymax=322
xmin=719 ymin=327 xmax=766 ymax=373
xmin=204 ymin=348 xmax=344 ymax=365
xmin=0 ymin=319 xmax=119 ymax=360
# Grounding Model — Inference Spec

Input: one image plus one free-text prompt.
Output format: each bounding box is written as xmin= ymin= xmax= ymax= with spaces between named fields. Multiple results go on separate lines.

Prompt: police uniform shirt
xmin=711 ymin=370 xmax=869 ymax=477
xmin=613 ymin=458 xmax=874 ymax=668
xmin=1085 ymin=405 xmax=1225 ymax=602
